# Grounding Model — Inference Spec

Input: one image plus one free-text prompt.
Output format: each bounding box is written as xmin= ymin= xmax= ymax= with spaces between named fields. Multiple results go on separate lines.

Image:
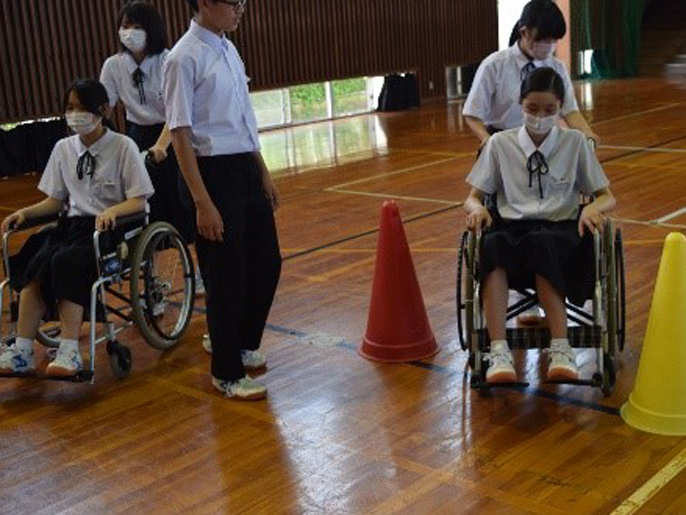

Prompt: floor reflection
xmin=260 ymin=116 xmax=388 ymax=175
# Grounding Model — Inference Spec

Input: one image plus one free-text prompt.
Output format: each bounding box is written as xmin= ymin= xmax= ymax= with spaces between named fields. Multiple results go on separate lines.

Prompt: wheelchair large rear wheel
xmin=457 ymin=231 xmax=473 ymax=351
xmin=130 ymin=222 xmax=195 ymax=350
xmin=615 ymin=229 xmax=626 ymax=352
xmin=36 ymin=322 xmax=61 ymax=348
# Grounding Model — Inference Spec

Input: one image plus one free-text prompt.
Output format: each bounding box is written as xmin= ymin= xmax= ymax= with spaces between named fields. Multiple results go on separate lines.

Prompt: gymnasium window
xmin=250 ymin=77 xmax=381 ymax=130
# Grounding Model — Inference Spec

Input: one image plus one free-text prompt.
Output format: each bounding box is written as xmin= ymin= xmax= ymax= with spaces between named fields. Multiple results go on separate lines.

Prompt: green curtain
xmin=572 ymin=0 xmax=647 ymax=79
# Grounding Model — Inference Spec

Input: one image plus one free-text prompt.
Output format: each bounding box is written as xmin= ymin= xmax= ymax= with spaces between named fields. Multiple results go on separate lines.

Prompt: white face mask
xmin=119 ymin=28 xmax=147 ymax=53
xmin=532 ymin=41 xmax=556 ymax=61
xmin=65 ymin=111 xmax=100 ymax=136
xmin=524 ymin=112 xmax=558 ymax=135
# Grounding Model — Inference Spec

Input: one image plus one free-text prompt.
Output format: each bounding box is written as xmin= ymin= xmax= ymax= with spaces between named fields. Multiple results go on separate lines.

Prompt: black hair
xmin=520 ymin=67 xmax=565 ymax=105
xmin=186 ymin=0 xmax=225 ymax=13
xmin=508 ymin=0 xmax=567 ymax=46
xmin=63 ymin=79 xmax=110 ymax=117
xmin=117 ymin=1 xmax=168 ymax=55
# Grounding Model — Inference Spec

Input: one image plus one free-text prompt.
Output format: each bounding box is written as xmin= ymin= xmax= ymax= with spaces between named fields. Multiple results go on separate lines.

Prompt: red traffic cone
xmin=359 ymin=201 xmax=439 ymax=362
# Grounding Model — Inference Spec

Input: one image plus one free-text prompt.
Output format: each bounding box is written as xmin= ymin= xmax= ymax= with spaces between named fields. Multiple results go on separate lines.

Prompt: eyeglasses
xmin=217 ymin=0 xmax=248 ymax=12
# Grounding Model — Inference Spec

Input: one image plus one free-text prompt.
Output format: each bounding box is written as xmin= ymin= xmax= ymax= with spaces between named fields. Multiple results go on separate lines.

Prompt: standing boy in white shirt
xmin=163 ymin=0 xmax=281 ymax=400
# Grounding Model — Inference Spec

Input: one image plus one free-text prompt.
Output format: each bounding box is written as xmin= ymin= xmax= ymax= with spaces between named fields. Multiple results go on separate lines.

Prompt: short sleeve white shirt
xmin=462 ymin=43 xmax=579 ymax=130
xmin=466 ymin=127 xmax=608 ymax=221
xmin=39 ymin=130 xmax=155 ymax=217
xmin=100 ymin=51 xmax=169 ymax=125
xmin=162 ymin=20 xmax=260 ymax=156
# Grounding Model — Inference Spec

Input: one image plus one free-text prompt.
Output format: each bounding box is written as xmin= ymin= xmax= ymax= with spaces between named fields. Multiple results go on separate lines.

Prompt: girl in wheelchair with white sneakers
xmin=0 ymin=79 xmax=154 ymax=377
xmin=463 ymin=67 xmax=615 ymax=384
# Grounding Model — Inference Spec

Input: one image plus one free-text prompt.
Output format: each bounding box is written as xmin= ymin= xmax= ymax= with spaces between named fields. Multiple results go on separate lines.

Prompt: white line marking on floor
xmin=656 ymin=206 xmax=686 ymax=224
xmin=600 ymin=145 xmax=686 ymax=154
xmin=615 ymin=217 xmax=686 ymax=229
xmin=592 ymin=103 xmax=681 ymax=126
xmin=328 ymin=157 xmax=457 ymax=189
xmin=609 ymin=446 xmax=686 ymax=515
xmin=329 ymin=188 xmax=461 ymax=206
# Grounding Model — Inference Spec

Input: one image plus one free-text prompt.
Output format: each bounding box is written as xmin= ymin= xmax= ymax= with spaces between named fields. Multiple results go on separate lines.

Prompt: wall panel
xmin=0 ymin=0 xmax=497 ymax=123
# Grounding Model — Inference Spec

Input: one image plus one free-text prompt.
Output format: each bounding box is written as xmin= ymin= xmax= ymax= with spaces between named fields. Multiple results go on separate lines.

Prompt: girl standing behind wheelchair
xmin=100 ymin=1 xmax=199 ymax=287
xmin=464 ymin=67 xmax=615 ymax=384
xmin=0 ymin=79 xmax=154 ymax=377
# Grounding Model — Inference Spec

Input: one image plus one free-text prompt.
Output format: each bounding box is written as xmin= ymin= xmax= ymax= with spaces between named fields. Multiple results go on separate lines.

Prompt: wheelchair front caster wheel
xmin=107 ymin=342 xmax=132 ymax=379
xmin=470 ymin=375 xmax=482 ymax=389
xmin=601 ymin=356 xmax=616 ymax=397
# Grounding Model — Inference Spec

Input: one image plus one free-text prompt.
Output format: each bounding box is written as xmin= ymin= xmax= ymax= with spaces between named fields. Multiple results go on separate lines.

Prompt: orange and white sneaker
xmin=547 ymin=340 xmax=579 ymax=381
xmin=485 ymin=341 xmax=517 ymax=383
xmin=45 ymin=346 xmax=83 ymax=377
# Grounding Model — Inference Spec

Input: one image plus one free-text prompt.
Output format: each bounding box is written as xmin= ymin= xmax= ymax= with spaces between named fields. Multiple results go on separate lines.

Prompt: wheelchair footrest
xmin=543 ymin=378 xmax=601 ymax=387
xmin=471 ymin=380 xmax=531 ymax=389
xmin=484 ymin=381 xmax=530 ymax=388
xmin=0 ymin=370 xmax=94 ymax=382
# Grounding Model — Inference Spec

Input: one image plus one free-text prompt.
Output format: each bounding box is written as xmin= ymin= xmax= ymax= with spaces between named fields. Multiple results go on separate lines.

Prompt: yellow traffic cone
xmin=621 ymin=232 xmax=686 ymax=435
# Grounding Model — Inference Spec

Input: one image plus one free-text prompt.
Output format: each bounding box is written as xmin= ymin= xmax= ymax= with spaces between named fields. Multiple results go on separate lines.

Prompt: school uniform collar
xmin=190 ymin=19 xmax=230 ymax=54
xmin=512 ymin=42 xmax=547 ymax=69
xmin=517 ymin=125 xmax=559 ymax=160
xmin=122 ymin=51 xmax=155 ymax=75
xmin=73 ymin=128 xmax=114 ymax=158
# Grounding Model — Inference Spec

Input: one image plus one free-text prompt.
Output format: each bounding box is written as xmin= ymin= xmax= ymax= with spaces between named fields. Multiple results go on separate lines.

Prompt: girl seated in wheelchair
xmin=464 ymin=67 xmax=615 ymax=384
xmin=0 ymin=79 xmax=154 ymax=377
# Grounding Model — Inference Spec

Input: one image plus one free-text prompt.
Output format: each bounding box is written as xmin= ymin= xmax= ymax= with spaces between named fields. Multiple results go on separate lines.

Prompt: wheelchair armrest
xmin=2 ymin=213 xmax=61 ymax=278
xmin=9 ymin=213 xmax=60 ymax=232
xmin=92 ymin=211 xmax=148 ymax=274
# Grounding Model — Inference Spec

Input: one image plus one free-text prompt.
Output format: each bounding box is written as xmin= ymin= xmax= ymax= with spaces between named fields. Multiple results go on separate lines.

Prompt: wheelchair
xmin=456 ymin=216 xmax=626 ymax=397
xmin=0 ymin=211 xmax=196 ymax=382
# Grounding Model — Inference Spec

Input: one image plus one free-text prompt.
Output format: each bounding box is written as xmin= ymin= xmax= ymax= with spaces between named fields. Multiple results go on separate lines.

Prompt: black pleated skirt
xmin=479 ymin=219 xmax=595 ymax=306
xmin=9 ymin=216 xmax=108 ymax=308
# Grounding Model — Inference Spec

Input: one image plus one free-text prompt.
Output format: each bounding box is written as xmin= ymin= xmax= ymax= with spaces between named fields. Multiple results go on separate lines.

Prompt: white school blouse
xmin=466 ymin=126 xmax=608 ymax=221
xmin=162 ymin=20 xmax=260 ymax=157
xmin=100 ymin=51 xmax=169 ymax=126
xmin=39 ymin=130 xmax=155 ymax=217
xmin=462 ymin=43 xmax=579 ymax=130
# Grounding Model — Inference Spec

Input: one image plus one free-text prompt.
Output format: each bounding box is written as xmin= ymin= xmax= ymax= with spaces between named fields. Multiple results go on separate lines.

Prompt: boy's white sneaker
xmin=202 ymin=334 xmax=212 ymax=354
xmin=212 ymin=375 xmax=267 ymax=400
xmin=202 ymin=335 xmax=266 ymax=371
xmin=0 ymin=347 xmax=35 ymax=375
xmin=195 ymin=271 xmax=205 ymax=296
xmin=46 ymin=347 xmax=83 ymax=377
xmin=241 ymin=350 xmax=266 ymax=370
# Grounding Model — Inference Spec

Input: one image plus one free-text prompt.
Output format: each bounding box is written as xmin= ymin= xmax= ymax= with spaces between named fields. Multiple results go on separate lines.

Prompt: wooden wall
xmin=0 ymin=0 xmax=498 ymax=123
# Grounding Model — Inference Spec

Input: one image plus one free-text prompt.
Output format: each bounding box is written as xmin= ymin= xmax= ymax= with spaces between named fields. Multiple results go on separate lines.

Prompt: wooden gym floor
xmin=2 ymin=76 xmax=686 ymax=514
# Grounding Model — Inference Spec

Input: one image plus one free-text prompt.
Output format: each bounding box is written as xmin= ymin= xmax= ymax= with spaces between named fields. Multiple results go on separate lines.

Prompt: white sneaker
xmin=485 ymin=343 xmax=517 ymax=383
xmin=202 ymin=333 xmax=212 ymax=354
xmin=0 ymin=346 xmax=36 ymax=375
xmin=212 ymin=375 xmax=267 ymax=400
xmin=547 ymin=342 xmax=579 ymax=381
xmin=202 ymin=335 xmax=267 ymax=370
xmin=46 ymin=346 xmax=83 ymax=377
xmin=241 ymin=349 xmax=267 ymax=370
xmin=195 ymin=271 xmax=205 ymax=296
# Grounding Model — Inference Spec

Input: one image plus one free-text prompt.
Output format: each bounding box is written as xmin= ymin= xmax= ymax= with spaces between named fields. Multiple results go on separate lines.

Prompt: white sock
xmin=550 ymin=338 xmax=570 ymax=350
xmin=14 ymin=337 xmax=33 ymax=353
xmin=59 ymin=339 xmax=79 ymax=353
xmin=491 ymin=340 xmax=509 ymax=352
